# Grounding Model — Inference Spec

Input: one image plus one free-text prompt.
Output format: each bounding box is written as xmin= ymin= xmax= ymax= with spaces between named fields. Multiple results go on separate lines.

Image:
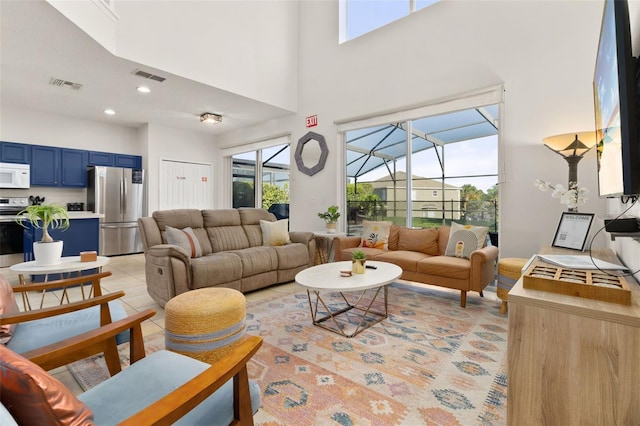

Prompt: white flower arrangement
xmin=534 ymin=179 xmax=589 ymax=209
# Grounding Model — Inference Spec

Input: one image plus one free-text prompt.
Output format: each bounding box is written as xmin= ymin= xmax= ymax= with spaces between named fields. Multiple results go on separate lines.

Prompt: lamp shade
xmin=543 ymin=131 xmax=597 ymax=159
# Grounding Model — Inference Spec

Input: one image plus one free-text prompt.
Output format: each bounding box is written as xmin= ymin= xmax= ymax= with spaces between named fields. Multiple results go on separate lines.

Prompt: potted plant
xmin=16 ymin=203 xmax=70 ymax=265
xmin=351 ymin=249 xmax=366 ymax=274
xmin=317 ymin=205 xmax=340 ymax=233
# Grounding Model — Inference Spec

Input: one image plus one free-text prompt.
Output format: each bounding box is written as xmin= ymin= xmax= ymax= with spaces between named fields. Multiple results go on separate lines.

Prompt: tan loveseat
xmin=334 ymin=225 xmax=498 ymax=307
xmin=138 ymin=208 xmax=315 ymax=307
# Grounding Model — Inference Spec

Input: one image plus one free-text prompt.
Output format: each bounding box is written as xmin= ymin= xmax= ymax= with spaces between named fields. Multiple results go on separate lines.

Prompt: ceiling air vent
xmin=132 ymin=69 xmax=166 ymax=82
xmin=49 ymin=78 xmax=82 ymax=90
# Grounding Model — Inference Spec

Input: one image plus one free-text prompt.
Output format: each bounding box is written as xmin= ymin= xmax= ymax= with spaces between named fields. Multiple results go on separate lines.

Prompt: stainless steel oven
xmin=0 ymin=197 xmax=28 ymax=267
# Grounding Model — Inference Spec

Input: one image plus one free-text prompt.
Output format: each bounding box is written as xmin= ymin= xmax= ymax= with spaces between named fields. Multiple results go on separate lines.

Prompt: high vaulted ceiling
xmin=0 ymin=1 xmax=294 ymax=136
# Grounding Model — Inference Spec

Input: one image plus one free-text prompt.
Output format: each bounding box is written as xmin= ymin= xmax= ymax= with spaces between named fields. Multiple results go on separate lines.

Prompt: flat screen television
xmin=593 ymin=0 xmax=640 ymax=197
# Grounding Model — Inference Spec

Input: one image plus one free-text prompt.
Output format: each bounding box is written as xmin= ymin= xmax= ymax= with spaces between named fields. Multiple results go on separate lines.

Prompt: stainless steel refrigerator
xmin=87 ymin=166 xmax=146 ymax=256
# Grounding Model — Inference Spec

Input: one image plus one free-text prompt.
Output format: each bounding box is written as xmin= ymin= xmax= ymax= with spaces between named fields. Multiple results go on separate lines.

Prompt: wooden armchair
xmin=1 ymin=330 xmax=264 ymax=425
xmin=0 ymin=271 xmax=155 ymax=375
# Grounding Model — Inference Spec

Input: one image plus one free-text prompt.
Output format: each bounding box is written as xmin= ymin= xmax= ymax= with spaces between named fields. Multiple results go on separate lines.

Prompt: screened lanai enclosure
xmin=345 ymin=104 xmax=499 ymax=239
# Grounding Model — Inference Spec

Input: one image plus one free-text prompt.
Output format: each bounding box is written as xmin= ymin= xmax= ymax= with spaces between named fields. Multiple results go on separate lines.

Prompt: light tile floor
xmin=1 ymin=254 xmax=499 ymax=396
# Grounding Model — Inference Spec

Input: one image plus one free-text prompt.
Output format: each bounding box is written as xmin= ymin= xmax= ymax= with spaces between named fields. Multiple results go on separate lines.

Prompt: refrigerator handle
xmin=120 ymin=177 xmax=124 ymax=216
xmin=122 ymin=176 xmax=128 ymax=214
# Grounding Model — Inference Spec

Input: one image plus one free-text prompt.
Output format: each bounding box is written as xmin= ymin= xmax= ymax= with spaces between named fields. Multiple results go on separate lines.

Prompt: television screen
xmin=593 ymin=0 xmax=640 ymax=197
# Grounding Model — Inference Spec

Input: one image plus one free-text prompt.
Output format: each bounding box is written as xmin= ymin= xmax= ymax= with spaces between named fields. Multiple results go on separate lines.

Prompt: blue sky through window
xmin=346 ymin=0 xmax=440 ymax=40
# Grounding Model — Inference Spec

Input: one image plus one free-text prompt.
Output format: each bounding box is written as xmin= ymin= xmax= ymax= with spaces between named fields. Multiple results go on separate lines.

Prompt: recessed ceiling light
xmin=137 ymin=86 xmax=151 ymax=93
xmin=104 ymin=109 xmax=116 ymax=115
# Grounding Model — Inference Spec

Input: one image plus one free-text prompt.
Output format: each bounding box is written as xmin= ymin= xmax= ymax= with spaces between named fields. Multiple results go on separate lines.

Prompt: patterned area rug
xmin=69 ymin=282 xmax=508 ymax=425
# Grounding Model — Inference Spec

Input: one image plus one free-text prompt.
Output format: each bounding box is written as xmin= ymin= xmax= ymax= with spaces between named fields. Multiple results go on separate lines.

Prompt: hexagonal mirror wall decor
xmin=295 ymin=131 xmax=328 ymax=176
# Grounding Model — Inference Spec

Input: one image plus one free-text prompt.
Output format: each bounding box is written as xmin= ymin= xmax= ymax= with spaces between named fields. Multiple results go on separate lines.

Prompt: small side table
xmin=313 ymin=231 xmax=346 ymax=264
xmin=10 ymin=256 xmax=110 ymax=309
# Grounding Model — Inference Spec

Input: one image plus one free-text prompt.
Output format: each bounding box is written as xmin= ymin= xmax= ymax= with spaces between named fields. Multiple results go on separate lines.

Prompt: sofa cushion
xmin=397 ymin=227 xmax=439 ymax=255
xmin=445 ymin=222 xmax=488 ymax=259
xmin=230 ymin=247 xmax=278 ymax=277
xmin=239 ymin=208 xmax=278 ymax=247
xmin=0 ymin=346 xmax=94 ymax=425
xmin=417 ymin=255 xmax=471 ymax=280
xmin=202 ymin=209 xmax=251 ymax=252
xmin=340 ymin=246 xmax=386 ymax=261
xmin=438 ymin=226 xmax=451 ymax=256
xmin=375 ymin=250 xmax=432 ymax=273
xmin=387 ymin=225 xmax=401 ymax=251
xmin=165 ymin=226 xmax=202 ymax=258
xmin=191 ymin=253 xmax=243 ymax=288
xmin=360 ymin=220 xmax=392 ymax=250
xmin=77 ymin=349 xmax=261 ymax=425
xmin=260 ymin=220 xmax=291 ymax=246
xmin=0 ymin=276 xmax=19 ymax=344
xmin=271 ymin=243 xmax=311 ymax=269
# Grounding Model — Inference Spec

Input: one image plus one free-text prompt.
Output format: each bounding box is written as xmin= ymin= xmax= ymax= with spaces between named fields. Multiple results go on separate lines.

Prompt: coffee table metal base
xmin=305 ymin=285 xmax=388 ymax=338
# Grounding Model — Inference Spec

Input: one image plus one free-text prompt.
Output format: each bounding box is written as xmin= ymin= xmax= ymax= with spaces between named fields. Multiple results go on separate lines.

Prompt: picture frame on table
xmin=552 ymin=212 xmax=595 ymax=251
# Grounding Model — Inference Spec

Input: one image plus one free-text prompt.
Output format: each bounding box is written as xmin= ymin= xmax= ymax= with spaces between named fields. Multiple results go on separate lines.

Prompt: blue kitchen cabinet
xmin=0 ymin=141 xmax=30 ymax=163
xmin=23 ymin=217 xmax=100 ymax=261
xmin=30 ymin=145 xmax=59 ymax=185
xmin=115 ymin=154 xmax=142 ymax=169
xmin=88 ymin=151 xmax=115 ymax=166
xmin=30 ymin=146 xmax=87 ymax=187
xmin=61 ymin=148 xmax=88 ymax=187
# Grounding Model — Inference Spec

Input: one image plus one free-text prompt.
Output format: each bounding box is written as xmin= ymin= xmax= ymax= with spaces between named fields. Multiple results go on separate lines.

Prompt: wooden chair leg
xmin=460 ymin=291 xmax=467 ymax=308
xmin=500 ymin=300 xmax=507 ymax=315
xmin=479 ymin=291 xmax=484 ymax=297
xmin=233 ymin=365 xmax=254 ymax=425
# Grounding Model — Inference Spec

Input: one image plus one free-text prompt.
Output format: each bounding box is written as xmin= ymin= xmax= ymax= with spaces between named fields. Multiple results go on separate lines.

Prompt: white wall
xmin=221 ymin=0 xmax=609 ymax=260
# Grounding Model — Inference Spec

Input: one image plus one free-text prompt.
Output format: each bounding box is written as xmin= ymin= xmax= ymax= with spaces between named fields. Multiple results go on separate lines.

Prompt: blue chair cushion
xmin=6 ymin=301 xmax=129 ymax=354
xmin=78 ymin=350 xmax=261 ymax=425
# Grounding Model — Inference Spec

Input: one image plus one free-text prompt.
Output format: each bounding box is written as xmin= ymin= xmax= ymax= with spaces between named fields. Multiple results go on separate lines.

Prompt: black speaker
xmin=604 ymin=218 xmax=639 ymax=232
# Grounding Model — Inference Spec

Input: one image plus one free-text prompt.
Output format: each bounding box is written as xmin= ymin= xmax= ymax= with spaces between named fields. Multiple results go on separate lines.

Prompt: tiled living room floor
xmin=2 ymin=254 xmax=499 ymax=396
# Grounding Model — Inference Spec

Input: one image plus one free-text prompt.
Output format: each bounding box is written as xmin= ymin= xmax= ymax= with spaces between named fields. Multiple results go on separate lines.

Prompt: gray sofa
xmin=138 ymin=208 xmax=315 ymax=307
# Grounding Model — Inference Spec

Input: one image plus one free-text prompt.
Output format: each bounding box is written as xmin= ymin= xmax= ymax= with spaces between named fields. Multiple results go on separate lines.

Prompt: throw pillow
xmin=397 ymin=227 xmax=439 ymax=255
xmin=445 ymin=222 xmax=489 ymax=259
xmin=0 ymin=276 xmax=19 ymax=344
xmin=0 ymin=345 xmax=95 ymax=425
xmin=360 ymin=220 xmax=392 ymax=250
xmin=165 ymin=226 xmax=202 ymax=258
xmin=260 ymin=219 xmax=291 ymax=246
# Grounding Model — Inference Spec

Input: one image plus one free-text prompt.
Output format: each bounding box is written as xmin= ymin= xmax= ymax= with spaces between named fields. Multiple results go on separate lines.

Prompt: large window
xmin=344 ymin=105 xmax=499 ymax=234
xmin=229 ymin=139 xmax=290 ymax=216
xmin=342 ymin=0 xmax=440 ymax=42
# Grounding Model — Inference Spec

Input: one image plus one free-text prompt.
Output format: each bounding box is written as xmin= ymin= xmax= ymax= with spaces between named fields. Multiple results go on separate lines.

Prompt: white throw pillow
xmin=260 ymin=219 xmax=291 ymax=246
xmin=165 ymin=226 xmax=202 ymax=258
xmin=445 ymin=222 xmax=489 ymax=259
xmin=360 ymin=220 xmax=392 ymax=250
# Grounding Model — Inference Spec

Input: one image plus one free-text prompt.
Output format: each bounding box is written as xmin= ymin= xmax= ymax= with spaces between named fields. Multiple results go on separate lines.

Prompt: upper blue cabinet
xmin=1 ymin=142 xmax=143 ymax=187
xmin=89 ymin=151 xmax=142 ymax=169
xmin=0 ymin=141 xmax=30 ymax=163
xmin=31 ymin=146 xmax=87 ymax=187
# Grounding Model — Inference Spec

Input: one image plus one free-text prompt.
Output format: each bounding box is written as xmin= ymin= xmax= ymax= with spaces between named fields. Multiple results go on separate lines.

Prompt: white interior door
xmin=160 ymin=160 xmax=213 ymax=210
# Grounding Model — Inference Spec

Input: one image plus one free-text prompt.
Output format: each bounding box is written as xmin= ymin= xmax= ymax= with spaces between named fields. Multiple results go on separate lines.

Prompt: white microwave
xmin=0 ymin=162 xmax=30 ymax=189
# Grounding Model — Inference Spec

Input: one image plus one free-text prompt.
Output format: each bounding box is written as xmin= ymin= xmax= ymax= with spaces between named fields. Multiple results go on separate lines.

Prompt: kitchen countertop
xmin=0 ymin=212 xmax=103 ymax=222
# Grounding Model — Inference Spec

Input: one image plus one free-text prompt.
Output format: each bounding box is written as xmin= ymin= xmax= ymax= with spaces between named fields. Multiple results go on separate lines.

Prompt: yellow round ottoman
xmin=164 ymin=288 xmax=246 ymax=364
xmin=497 ymin=258 xmax=529 ymax=314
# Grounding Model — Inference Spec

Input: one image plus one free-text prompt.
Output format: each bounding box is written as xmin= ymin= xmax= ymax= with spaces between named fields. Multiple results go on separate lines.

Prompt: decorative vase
xmin=352 ymin=258 xmax=366 ymax=274
xmin=33 ymin=241 xmax=63 ymax=266
xmin=326 ymin=222 xmax=336 ymax=234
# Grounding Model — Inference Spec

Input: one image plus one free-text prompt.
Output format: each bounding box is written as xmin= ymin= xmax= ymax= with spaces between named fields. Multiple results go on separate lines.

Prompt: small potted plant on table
xmin=352 ymin=249 xmax=367 ymax=274
xmin=317 ymin=205 xmax=340 ymax=233
xmin=16 ymin=203 xmax=70 ymax=266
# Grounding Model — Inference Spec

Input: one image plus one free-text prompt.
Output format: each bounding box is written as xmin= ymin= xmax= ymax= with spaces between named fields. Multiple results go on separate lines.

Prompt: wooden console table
xmin=507 ymin=247 xmax=640 ymax=425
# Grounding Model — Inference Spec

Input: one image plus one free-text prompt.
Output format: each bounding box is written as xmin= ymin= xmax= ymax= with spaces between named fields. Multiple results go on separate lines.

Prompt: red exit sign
xmin=306 ymin=114 xmax=318 ymax=128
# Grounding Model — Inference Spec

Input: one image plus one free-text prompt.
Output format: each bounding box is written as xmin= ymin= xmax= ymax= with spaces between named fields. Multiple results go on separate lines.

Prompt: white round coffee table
xmin=295 ymin=260 xmax=402 ymax=338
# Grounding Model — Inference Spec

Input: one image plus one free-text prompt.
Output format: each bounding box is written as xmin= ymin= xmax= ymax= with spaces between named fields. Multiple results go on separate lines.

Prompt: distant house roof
xmin=346 ymin=105 xmax=498 ymax=179
xmin=366 ymin=171 xmax=460 ymax=190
